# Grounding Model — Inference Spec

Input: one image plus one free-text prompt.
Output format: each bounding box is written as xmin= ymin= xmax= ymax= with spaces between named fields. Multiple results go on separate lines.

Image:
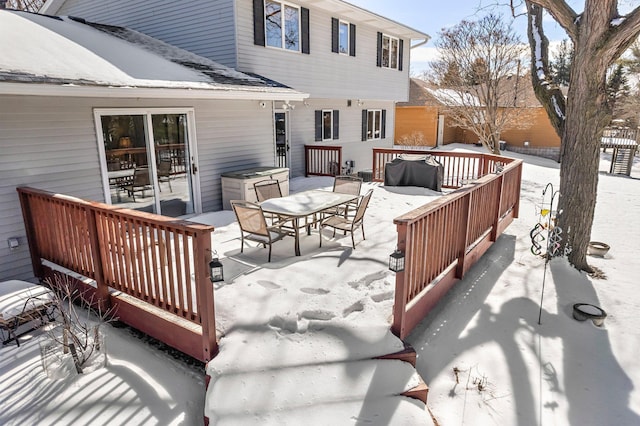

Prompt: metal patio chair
xmin=254 ymin=179 xmax=282 ymax=202
xmin=231 ymin=200 xmax=293 ymax=262
xmin=157 ymin=159 xmax=172 ymax=192
xmin=319 ymin=189 xmax=373 ymax=249
xmin=124 ymin=167 xmax=152 ymax=201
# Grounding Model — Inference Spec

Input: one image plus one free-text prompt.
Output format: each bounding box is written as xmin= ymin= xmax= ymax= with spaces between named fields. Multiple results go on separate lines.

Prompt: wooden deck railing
xmin=391 ymin=153 xmax=522 ymax=339
xmin=305 ymin=145 xmax=342 ymax=177
xmin=17 ymin=187 xmax=218 ymax=362
xmin=372 ymin=148 xmax=506 ymax=187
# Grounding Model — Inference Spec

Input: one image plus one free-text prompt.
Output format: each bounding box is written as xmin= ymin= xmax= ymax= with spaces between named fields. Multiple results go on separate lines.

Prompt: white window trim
xmin=381 ymin=34 xmax=400 ymax=70
xmin=93 ymin=107 xmax=201 ymax=214
xmin=338 ymin=20 xmax=350 ymax=56
xmin=367 ymin=109 xmax=382 ymax=140
xmin=322 ymin=109 xmax=333 ymax=141
xmin=264 ymin=0 xmax=301 ymax=53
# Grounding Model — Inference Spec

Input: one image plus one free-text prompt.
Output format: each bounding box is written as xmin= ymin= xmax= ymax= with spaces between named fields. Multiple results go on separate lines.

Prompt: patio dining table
xmin=107 ymin=169 xmax=135 ymax=187
xmin=259 ymin=189 xmax=359 ymax=256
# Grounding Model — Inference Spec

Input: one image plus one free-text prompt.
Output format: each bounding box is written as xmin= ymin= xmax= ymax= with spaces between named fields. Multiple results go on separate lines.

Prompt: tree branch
xmin=526 ymin=0 xmax=579 ymax=41
xmin=607 ymin=6 xmax=640 ymax=61
xmin=526 ymin=2 xmax=566 ymax=140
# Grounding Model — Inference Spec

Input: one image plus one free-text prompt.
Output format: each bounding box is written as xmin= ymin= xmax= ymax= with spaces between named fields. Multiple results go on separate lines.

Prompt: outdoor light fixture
xmin=389 ymin=249 xmax=405 ymax=272
xmin=209 ymin=252 xmax=224 ymax=283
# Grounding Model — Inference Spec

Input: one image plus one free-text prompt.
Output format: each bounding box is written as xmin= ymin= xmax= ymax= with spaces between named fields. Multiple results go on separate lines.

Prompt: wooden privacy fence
xmin=305 ymin=145 xmax=342 ymax=176
xmin=372 ymin=148 xmax=506 ymax=188
xmin=17 ymin=187 xmax=217 ymax=362
xmin=390 ymin=153 xmax=522 ymax=339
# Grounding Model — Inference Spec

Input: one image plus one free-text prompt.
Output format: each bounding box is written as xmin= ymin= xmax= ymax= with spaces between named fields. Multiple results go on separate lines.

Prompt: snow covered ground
xmin=1 ymin=145 xmax=638 ymax=425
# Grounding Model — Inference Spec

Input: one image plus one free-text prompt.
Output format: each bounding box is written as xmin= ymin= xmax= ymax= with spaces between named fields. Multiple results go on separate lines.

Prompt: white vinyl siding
xmin=58 ymin=0 xmax=239 ymax=68
xmin=288 ymin=99 xmax=394 ymax=178
xmin=55 ymin=0 xmax=411 ymax=100
xmin=0 ymin=95 xmax=277 ymax=282
xmin=237 ymin=2 xmax=409 ymax=101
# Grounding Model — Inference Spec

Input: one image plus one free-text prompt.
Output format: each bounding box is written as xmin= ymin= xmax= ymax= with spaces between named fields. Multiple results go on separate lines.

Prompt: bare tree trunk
xmin=525 ymin=0 xmax=640 ymax=272
xmin=558 ymin=54 xmax=610 ymax=271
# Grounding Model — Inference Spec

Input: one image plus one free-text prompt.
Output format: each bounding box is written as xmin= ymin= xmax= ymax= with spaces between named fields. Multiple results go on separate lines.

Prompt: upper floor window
xmin=339 ymin=21 xmax=349 ymax=54
xmin=332 ymin=18 xmax=356 ymax=56
xmin=265 ymin=1 xmax=300 ymax=51
xmin=315 ymin=109 xmax=340 ymax=141
xmin=361 ymin=109 xmax=386 ymax=141
xmin=376 ymin=33 xmax=403 ymax=71
xmin=254 ymin=0 xmax=310 ymax=54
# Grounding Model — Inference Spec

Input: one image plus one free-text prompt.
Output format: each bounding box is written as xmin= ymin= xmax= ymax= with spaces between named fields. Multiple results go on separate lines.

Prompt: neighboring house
xmin=395 ymin=78 xmax=561 ymax=159
xmin=41 ymin=0 xmax=430 ymax=176
xmin=0 ymin=9 xmax=307 ymax=281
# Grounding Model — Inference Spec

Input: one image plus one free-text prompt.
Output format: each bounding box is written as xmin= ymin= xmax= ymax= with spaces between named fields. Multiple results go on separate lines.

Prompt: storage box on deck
xmin=221 ymin=167 xmax=289 ymax=210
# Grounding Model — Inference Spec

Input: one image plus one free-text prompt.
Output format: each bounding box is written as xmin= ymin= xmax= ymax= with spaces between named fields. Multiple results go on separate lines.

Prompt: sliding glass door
xmin=96 ymin=109 xmax=198 ymax=217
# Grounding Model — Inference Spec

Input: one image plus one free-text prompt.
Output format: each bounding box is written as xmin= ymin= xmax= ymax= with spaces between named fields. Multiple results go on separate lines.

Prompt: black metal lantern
xmin=389 ymin=250 xmax=405 ymax=272
xmin=209 ymin=255 xmax=224 ymax=283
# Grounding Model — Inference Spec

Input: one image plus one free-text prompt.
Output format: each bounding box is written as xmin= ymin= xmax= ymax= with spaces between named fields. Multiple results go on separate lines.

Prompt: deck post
xmin=85 ymin=207 xmax=109 ymax=311
xmin=491 ymin=174 xmax=505 ymax=242
xmin=17 ymin=188 xmax=44 ymax=279
xmin=391 ymin=223 xmax=409 ymax=339
xmin=455 ymin=192 xmax=472 ymax=279
xmin=195 ymin=230 xmax=218 ymax=362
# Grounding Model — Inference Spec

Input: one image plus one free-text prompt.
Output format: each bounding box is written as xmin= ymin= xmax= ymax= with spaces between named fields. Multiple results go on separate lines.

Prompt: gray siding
xmin=56 ymin=0 xmax=411 ymax=101
xmin=236 ymin=2 xmax=410 ymax=101
xmin=58 ymin=0 xmax=239 ymax=69
xmin=0 ymin=95 xmax=276 ymax=282
xmin=287 ymin=99 xmax=395 ymax=177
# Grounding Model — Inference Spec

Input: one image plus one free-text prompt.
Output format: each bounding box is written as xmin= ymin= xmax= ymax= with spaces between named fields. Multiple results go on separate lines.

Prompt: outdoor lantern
xmin=389 ymin=250 xmax=405 ymax=272
xmin=209 ymin=254 xmax=224 ymax=283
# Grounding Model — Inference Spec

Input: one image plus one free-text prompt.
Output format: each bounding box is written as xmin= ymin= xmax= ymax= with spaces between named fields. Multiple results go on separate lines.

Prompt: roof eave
xmin=0 ymin=82 xmax=309 ymax=101
xmin=302 ymin=0 xmax=430 ymax=40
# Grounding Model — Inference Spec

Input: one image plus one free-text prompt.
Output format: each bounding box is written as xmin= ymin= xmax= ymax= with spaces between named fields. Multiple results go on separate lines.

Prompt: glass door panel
xmin=152 ymin=113 xmax=194 ymax=217
xmin=101 ymin=114 xmax=157 ymax=213
xmin=275 ymin=112 xmax=288 ymax=168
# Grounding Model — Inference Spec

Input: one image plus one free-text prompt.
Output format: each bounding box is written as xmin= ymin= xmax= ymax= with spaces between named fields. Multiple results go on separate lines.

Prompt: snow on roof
xmin=0 ymin=10 xmax=306 ymax=99
xmin=426 ymin=87 xmax=483 ymax=107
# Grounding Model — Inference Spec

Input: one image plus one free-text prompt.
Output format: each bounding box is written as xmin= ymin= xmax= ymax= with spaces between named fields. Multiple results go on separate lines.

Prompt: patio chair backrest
xmin=333 ymin=175 xmax=362 ymax=196
xmin=353 ymin=189 xmax=373 ymax=224
xmin=133 ymin=167 xmax=150 ymax=186
xmin=158 ymin=159 xmax=172 ymax=177
xmin=254 ymin=179 xmax=282 ymax=202
xmin=231 ymin=200 xmax=269 ymax=237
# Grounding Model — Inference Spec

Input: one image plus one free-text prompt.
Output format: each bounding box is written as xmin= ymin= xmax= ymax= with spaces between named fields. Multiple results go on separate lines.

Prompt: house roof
xmin=41 ymin=0 xmax=430 ymax=43
xmin=0 ymin=10 xmax=308 ymax=100
xmin=400 ymin=77 xmax=544 ymax=108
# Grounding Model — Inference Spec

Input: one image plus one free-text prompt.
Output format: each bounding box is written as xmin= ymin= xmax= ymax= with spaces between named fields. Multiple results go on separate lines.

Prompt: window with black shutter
xmin=255 ymin=1 xmax=309 ymax=54
xmin=315 ymin=110 xmax=339 ymax=140
xmin=376 ymin=33 xmax=402 ymax=70
xmin=362 ymin=109 xmax=386 ymax=140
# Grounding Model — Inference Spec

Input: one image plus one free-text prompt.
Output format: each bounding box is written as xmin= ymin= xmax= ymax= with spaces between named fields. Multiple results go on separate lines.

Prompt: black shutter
xmin=333 ymin=110 xmax=339 ymax=140
xmin=376 ymin=32 xmax=383 ymax=67
xmin=253 ymin=0 xmax=265 ymax=46
xmin=301 ymin=7 xmax=310 ymax=54
xmin=349 ymin=24 xmax=356 ymax=56
xmin=315 ymin=110 xmax=322 ymax=141
xmin=361 ymin=109 xmax=368 ymax=141
xmin=398 ymin=39 xmax=404 ymax=71
xmin=331 ymin=18 xmax=339 ymax=53
xmin=381 ymin=109 xmax=387 ymax=139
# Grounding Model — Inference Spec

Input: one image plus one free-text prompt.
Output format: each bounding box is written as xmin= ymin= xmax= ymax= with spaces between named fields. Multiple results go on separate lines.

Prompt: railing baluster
xmin=17 ymin=187 xmax=218 ymax=361
xmin=391 ymin=154 xmax=522 ymax=339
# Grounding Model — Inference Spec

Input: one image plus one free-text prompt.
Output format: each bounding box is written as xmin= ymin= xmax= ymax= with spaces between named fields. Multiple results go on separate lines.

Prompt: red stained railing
xmin=305 ymin=145 xmax=342 ymax=177
xmin=389 ymin=152 xmax=522 ymax=339
xmin=18 ymin=187 xmax=217 ymax=362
